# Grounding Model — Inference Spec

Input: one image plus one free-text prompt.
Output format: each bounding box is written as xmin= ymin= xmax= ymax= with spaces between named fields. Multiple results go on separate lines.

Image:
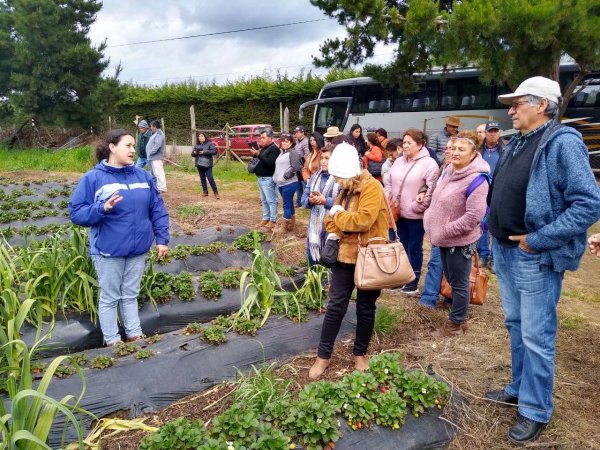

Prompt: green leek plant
xmin=0 ymin=340 xmax=92 ymax=450
xmin=238 ymin=233 xmax=299 ymax=326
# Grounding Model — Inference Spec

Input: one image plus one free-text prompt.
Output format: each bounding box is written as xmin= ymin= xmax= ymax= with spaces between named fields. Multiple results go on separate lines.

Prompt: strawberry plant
xmin=30 ymin=361 xmax=46 ymax=374
xmin=232 ymin=317 xmax=258 ymax=336
xmin=220 ymin=269 xmax=242 ymax=289
xmin=183 ymin=322 xmax=203 ymax=335
xmin=171 ymin=244 xmax=189 ymax=260
xmin=140 ymin=417 xmax=207 ymax=450
xmin=339 ymin=371 xmax=379 ymax=425
xmin=54 ymin=363 xmax=75 ymax=378
xmin=200 ymin=271 xmax=222 ymax=300
xmin=375 ymin=388 xmax=408 ymax=428
xmin=397 ymin=370 xmax=450 ymax=414
xmin=368 ymin=352 xmax=407 ymax=385
xmin=173 ymin=271 xmax=195 ymax=301
xmin=210 ymin=404 xmax=260 ymax=447
xmin=232 ymin=230 xmax=266 ymax=252
xmin=67 ymin=352 xmax=87 ymax=367
xmin=199 ymin=326 xmax=228 ymax=345
xmin=150 ymin=272 xmax=175 ymax=302
xmin=112 ymin=342 xmax=138 ymax=357
xmin=251 ymin=422 xmax=290 ymax=450
xmin=91 ymin=355 xmax=114 ymax=369
xmin=136 ymin=349 xmax=155 ymax=360
xmin=212 ymin=314 xmax=233 ymax=329
xmin=146 ymin=333 xmax=162 ymax=344
xmin=282 ymin=397 xmax=339 ymax=450
xmin=299 ymin=380 xmax=345 ymax=413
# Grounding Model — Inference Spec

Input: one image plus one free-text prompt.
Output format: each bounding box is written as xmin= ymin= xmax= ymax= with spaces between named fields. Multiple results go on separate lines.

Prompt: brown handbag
xmin=440 ymin=252 xmax=489 ymax=305
xmin=390 ymin=158 xmax=421 ymax=222
xmin=354 ymin=188 xmax=416 ymax=291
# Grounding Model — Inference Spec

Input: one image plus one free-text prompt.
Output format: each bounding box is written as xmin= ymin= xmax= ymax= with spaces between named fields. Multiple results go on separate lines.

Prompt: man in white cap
xmin=135 ymin=120 xmax=153 ymax=171
xmin=485 ymin=76 xmax=600 ymax=444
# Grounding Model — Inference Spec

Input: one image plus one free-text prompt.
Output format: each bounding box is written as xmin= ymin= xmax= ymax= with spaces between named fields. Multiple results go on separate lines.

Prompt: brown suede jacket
xmin=325 ymin=170 xmax=389 ymax=264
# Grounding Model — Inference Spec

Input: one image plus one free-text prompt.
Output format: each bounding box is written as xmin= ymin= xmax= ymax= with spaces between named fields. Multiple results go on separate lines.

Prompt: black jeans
xmin=196 ymin=166 xmax=218 ymax=194
xmin=439 ymin=247 xmax=472 ymax=324
xmin=317 ymin=263 xmax=380 ymax=359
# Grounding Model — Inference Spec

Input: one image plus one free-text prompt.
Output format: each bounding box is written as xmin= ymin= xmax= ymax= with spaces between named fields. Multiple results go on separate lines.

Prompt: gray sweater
xmin=273 ymin=150 xmax=302 ymax=187
xmin=146 ymin=129 xmax=165 ymax=161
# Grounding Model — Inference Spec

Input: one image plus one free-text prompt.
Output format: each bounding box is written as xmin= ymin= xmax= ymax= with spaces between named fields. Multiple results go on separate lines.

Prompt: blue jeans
xmin=135 ymin=156 xmax=151 ymax=171
xmin=296 ymin=179 xmax=305 ymax=206
xmin=419 ymin=246 xmax=442 ymax=308
xmin=396 ymin=218 xmax=425 ymax=289
xmin=492 ymin=239 xmax=563 ymax=423
xmin=477 ymin=228 xmax=492 ymax=260
xmin=278 ymin=183 xmax=296 ymax=220
xmin=257 ymin=176 xmax=278 ymax=222
xmin=92 ymin=254 xmax=146 ymax=345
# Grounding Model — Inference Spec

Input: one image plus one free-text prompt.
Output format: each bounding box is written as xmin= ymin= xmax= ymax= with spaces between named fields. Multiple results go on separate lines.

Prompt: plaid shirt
xmin=511 ymin=120 xmax=553 ymax=157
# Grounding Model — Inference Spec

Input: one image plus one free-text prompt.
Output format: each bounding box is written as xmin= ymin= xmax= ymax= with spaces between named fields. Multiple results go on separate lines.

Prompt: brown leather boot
xmin=431 ymin=320 xmax=467 ymax=338
xmin=262 ymin=221 xmax=276 ymax=231
xmin=309 ymin=357 xmax=330 ymax=380
xmin=255 ymin=219 xmax=269 ymax=228
xmin=214 ymin=192 xmax=220 ymax=199
xmin=354 ymin=355 xmax=369 ymax=371
xmin=285 ymin=216 xmax=295 ymax=232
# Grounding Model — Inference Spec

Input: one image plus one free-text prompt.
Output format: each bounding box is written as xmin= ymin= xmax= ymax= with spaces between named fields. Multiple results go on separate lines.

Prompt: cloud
xmin=89 ymin=0 xmax=351 ymax=85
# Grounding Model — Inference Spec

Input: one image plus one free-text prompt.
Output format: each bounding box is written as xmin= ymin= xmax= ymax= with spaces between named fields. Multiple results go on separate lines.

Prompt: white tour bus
xmin=299 ymin=65 xmax=600 ymax=170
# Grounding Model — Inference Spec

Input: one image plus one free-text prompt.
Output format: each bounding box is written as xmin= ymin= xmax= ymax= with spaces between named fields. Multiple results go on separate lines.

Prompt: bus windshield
xmin=315 ymin=101 xmax=347 ymax=131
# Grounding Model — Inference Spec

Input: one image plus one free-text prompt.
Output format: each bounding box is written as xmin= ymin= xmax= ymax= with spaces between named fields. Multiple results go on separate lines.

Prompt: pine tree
xmin=311 ymin=0 xmax=600 ymax=107
xmin=0 ymin=0 xmax=114 ymax=127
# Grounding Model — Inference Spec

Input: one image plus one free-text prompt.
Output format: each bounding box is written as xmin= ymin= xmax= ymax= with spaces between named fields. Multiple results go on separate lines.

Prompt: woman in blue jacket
xmin=69 ymin=129 xmax=170 ymax=346
xmin=191 ymin=132 xmax=219 ymax=199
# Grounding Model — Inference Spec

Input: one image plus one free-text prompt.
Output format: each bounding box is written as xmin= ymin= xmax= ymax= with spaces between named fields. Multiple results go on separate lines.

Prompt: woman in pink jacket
xmin=424 ymin=130 xmax=490 ymax=337
xmin=384 ymin=128 xmax=439 ymax=295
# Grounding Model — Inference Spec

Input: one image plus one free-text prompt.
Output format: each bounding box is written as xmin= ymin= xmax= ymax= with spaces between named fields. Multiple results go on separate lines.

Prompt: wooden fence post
xmin=190 ymin=106 xmax=196 ymax=146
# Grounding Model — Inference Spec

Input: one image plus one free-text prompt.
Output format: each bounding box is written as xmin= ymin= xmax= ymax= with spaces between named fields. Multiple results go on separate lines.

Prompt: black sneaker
xmin=508 ymin=414 xmax=547 ymax=444
xmin=398 ymin=285 xmax=419 ymax=296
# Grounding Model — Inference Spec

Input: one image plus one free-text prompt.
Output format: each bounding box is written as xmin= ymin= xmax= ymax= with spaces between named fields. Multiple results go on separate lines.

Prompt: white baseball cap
xmin=498 ymin=76 xmax=561 ymax=105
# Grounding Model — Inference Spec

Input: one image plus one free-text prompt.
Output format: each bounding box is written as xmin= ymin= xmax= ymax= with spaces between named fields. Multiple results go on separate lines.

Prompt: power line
xmin=107 ymin=18 xmax=333 ymax=48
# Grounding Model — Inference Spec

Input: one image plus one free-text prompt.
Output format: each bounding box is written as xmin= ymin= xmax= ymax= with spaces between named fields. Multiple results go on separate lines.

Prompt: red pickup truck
xmin=212 ymin=124 xmax=279 ymax=158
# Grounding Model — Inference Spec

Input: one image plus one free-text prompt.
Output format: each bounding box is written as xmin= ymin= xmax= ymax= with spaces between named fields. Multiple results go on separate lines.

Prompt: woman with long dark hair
xmin=347 ymin=123 xmax=367 ymax=156
xmin=69 ymin=129 xmax=170 ymax=346
xmin=191 ymin=132 xmax=219 ymax=199
xmin=301 ymin=132 xmax=325 ymax=182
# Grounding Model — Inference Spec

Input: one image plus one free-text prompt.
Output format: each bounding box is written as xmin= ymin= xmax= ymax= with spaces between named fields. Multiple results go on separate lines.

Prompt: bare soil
xmin=6 ymin=170 xmax=600 ymax=449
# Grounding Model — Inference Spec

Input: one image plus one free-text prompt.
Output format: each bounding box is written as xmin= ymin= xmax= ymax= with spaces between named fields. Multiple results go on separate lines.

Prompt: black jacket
xmin=254 ymin=142 xmax=280 ymax=177
xmin=191 ymin=141 xmax=217 ymax=168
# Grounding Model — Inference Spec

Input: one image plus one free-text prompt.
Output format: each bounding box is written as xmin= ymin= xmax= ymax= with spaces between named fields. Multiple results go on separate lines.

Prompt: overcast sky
xmin=89 ymin=0 xmax=392 ymax=86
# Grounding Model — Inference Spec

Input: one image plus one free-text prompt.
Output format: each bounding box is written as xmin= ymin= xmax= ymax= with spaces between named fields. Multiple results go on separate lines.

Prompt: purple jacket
xmin=424 ymin=154 xmax=490 ymax=247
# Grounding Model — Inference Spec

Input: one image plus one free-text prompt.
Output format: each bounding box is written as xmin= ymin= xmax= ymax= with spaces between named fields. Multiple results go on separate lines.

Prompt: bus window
xmin=315 ymin=102 xmax=347 ymax=130
xmin=321 ymin=85 xmax=354 ymax=99
xmin=351 ymin=84 xmax=391 ymax=113
xmin=441 ymin=77 xmax=493 ymax=110
xmin=392 ymin=81 xmax=439 ymax=112
xmin=568 ymin=77 xmax=600 ymax=107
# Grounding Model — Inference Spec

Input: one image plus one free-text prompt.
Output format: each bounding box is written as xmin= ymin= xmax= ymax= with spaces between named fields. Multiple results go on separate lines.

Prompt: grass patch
xmin=559 ymin=312 xmax=589 ymax=330
xmin=562 ymin=289 xmax=600 ymax=304
xmin=175 ymin=204 xmax=205 ymax=219
xmin=374 ymin=305 xmax=401 ymax=336
xmin=0 ymin=144 xmax=95 ymax=173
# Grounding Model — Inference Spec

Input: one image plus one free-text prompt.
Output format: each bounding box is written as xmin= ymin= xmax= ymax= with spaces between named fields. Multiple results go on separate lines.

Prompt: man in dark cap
xmin=294 ymin=125 xmax=309 ymax=207
xmin=135 ymin=120 xmax=153 ymax=171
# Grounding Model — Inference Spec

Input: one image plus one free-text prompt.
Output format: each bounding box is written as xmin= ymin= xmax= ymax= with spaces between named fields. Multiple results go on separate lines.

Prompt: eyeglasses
xmin=510 ymin=100 xmax=530 ymax=109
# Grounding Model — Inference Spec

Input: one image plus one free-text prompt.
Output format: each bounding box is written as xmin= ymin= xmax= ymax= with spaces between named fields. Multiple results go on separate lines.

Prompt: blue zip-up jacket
xmin=492 ymin=121 xmax=600 ymax=272
xmin=68 ymin=161 xmax=170 ymax=257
